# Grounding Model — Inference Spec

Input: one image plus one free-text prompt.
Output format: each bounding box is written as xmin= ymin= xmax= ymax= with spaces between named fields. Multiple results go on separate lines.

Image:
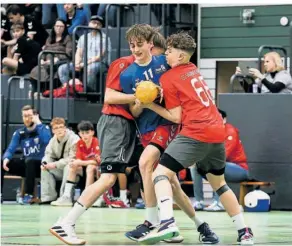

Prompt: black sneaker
xmin=198 ymin=222 xmax=219 ymax=244
xmin=237 ymin=227 xmax=254 ymax=245
xmin=125 ymin=220 xmax=153 ymax=241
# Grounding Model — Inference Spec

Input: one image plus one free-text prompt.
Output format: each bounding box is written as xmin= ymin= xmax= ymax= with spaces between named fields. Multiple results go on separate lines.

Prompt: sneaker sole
xmin=49 ymin=229 xmax=86 ymax=245
xmin=51 ymin=203 xmax=73 ymax=207
xmin=139 ymin=228 xmax=179 ymax=245
xmin=124 ymin=232 xmax=139 ymax=242
xmin=238 ymin=239 xmax=254 ymax=245
xmin=163 ymin=236 xmax=184 ymax=243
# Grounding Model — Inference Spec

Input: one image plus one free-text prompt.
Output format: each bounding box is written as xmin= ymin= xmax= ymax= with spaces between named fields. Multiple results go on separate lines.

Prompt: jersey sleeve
xmin=160 ymin=73 xmax=181 ymax=109
xmin=106 ymin=59 xmax=130 ymax=91
xmin=75 ymin=141 xmax=83 ymax=160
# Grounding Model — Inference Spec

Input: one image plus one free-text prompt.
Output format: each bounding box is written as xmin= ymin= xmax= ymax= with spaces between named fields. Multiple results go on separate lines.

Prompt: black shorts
xmin=160 ymin=134 xmax=226 ymax=176
xmin=17 ymin=62 xmax=35 ymax=76
xmin=97 ymin=114 xmax=137 ymax=174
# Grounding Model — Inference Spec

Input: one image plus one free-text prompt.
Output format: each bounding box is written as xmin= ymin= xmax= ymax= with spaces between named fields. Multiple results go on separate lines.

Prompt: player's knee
xmin=2 ymin=57 xmax=9 ymax=65
xmin=215 ymin=184 xmax=230 ymax=197
xmin=69 ymin=164 xmax=78 ymax=172
xmin=139 ymin=157 xmax=153 ymax=174
xmin=102 ymin=173 xmax=117 ymax=188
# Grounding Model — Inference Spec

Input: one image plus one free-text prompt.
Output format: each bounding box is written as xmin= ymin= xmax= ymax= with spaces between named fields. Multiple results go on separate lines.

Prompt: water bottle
xmin=252 ymin=83 xmax=258 ymax=93
xmin=74 ymin=188 xmax=81 ymax=201
xmin=37 ymin=184 xmax=41 ymax=199
xmin=16 ymin=187 xmax=21 ymax=203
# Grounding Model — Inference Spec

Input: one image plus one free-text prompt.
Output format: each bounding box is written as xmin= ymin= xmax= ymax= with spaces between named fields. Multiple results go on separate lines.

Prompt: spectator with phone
xmin=1 ymin=105 xmax=51 ymax=204
xmin=40 ymin=117 xmax=79 ymax=204
xmin=236 ymin=52 xmax=292 ymax=94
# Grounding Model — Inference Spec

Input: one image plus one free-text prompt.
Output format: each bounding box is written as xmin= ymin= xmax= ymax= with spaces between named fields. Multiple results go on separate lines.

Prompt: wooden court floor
xmin=1 ymin=204 xmax=292 ymax=245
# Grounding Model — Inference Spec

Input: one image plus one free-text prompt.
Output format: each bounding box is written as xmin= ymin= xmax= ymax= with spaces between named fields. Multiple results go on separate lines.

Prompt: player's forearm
xmin=104 ymin=88 xmax=136 ymax=104
xmin=148 ymin=103 xmax=181 ymax=124
xmin=130 ymin=103 xmax=143 ymax=118
xmin=4 ymin=38 xmax=17 ymax=46
xmin=80 ymin=160 xmax=97 ymax=166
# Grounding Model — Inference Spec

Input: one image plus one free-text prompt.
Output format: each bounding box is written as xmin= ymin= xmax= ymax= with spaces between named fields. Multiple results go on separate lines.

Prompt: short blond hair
xmin=50 ymin=117 xmax=65 ymax=127
xmin=264 ymin=52 xmax=285 ymax=72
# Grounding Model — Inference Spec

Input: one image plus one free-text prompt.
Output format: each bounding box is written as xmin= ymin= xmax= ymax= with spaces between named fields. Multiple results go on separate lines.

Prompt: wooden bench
xmin=239 ymin=181 xmax=275 ymax=206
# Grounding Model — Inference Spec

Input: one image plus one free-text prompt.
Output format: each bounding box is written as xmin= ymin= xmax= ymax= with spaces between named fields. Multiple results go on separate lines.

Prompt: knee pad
xmin=216 ymin=184 xmax=230 ymax=197
xmin=153 ymin=175 xmax=169 ymax=185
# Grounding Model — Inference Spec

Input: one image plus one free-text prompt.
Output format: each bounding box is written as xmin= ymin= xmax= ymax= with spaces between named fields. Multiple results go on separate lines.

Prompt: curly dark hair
xmin=126 ymin=24 xmax=156 ymax=43
xmin=166 ymin=31 xmax=196 ymax=55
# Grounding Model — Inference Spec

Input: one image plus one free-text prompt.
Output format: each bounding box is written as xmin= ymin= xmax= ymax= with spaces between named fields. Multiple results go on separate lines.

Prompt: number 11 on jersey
xmin=143 ymin=68 xmax=154 ymax=81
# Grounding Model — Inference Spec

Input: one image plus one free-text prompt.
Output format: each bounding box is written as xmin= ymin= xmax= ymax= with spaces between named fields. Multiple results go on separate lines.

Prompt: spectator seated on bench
xmin=40 ymin=117 xmax=79 ymax=204
xmin=50 ymin=121 xmax=101 ymax=207
xmin=1 ymin=105 xmax=51 ymax=204
xmin=190 ymin=109 xmax=249 ymax=212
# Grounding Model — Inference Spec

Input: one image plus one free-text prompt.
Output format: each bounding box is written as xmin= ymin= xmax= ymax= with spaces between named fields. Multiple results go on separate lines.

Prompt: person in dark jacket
xmin=1 ymin=105 xmax=51 ymax=204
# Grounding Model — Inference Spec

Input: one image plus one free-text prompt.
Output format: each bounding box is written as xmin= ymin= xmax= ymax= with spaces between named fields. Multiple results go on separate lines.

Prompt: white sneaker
xmin=49 ymin=218 xmax=86 ymax=245
xmin=193 ymin=200 xmax=205 ymax=210
xmin=92 ymin=195 xmax=106 ymax=207
xmin=121 ymin=197 xmax=130 ymax=208
xmin=204 ymin=201 xmax=225 ymax=212
xmin=51 ymin=196 xmax=73 ymax=206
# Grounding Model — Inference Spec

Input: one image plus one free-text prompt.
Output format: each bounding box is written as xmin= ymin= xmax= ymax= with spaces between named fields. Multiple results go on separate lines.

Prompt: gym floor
xmin=1 ymin=204 xmax=292 ymax=245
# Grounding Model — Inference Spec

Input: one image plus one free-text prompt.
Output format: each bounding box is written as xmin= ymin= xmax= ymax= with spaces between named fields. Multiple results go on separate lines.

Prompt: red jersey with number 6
xmin=160 ymin=63 xmax=225 ymax=143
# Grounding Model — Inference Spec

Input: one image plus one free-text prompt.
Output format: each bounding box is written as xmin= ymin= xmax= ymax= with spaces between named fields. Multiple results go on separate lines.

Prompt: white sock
xmin=62 ymin=201 xmax=87 ymax=225
xmin=145 ymin=206 xmax=159 ymax=225
xmin=63 ymin=182 xmax=74 ymax=198
xmin=232 ymin=213 xmax=246 ymax=231
xmin=120 ymin=190 xmax=127 ymax=201
xmin=191 ymin=216 xmax=204 ymax=229
xmin=158 ymin=196 xmax=173 ymax=221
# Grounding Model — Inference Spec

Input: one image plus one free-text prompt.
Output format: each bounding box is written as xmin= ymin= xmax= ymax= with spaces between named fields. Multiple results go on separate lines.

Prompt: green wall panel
xmin=200 ymin=5 xmax=292 ymax=58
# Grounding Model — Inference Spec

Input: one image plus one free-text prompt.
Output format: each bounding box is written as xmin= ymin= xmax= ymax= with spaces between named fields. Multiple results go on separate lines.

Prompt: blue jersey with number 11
xmin=120 ymin=55 xmax=170 ymax=134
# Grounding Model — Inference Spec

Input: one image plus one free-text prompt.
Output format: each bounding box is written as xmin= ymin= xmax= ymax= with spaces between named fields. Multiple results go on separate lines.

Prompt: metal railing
xmin=5 ymin=76 xmax=33 ymax=149
xmin=72 ymin=26 xmax=108 ymax=102
xmin=230 ymin=74 xmax=255 ymax=93
xmin=105 ymin=4 xmax=135 ymax=59
xmin=258 ymin=45 xmax=288 ymax=72
xmin=36 ymin=50 xmax=71 ymax=122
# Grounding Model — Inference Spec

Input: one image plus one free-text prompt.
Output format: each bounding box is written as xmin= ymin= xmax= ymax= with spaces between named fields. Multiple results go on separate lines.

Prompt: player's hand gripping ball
xmin=135 ymin=81 xmax=159 ymax=104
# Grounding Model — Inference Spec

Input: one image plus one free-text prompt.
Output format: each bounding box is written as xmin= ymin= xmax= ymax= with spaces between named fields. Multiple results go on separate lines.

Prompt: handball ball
xmin=135 ymin=81 xmax=159 ymax=104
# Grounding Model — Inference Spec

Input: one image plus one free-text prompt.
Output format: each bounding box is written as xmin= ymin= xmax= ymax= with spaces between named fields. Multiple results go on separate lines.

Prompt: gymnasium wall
xmin=200 ymin=5 xmax=292 ymax=58
xmin=218 ymin=93 xmax=292 ymax=210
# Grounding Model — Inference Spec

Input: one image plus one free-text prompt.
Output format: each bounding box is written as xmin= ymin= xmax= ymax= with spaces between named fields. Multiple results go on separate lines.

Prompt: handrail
xmin=105 ymin=4 xmax=135 ymax=58
xmin=258 ymin=45 xmax=288 ymax=72
xmin=290 ymin=24 xmax=292 ymax=76
xmin=37 ymin=50 xmax=71 ymax=122
xmin=72 ymin=26 xmax=105 ymax=98
xmin=5 ymin=76 xmax=33 ymax=149
xmin=230 ymin=74 xmax=255 ymax=93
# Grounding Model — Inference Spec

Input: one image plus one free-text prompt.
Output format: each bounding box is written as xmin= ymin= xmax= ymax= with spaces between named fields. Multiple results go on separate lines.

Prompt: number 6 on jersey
xmin=191 ymin=76 xmax=214 ymax=107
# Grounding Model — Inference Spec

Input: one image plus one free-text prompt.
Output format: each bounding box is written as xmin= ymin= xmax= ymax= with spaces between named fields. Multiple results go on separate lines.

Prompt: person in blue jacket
xmin=1 ymin=105 xmax=51 ymax=204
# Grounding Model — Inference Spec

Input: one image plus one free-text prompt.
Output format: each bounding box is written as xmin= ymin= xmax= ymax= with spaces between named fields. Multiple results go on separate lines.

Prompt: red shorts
xmin=141 ymin=125 xmax=180 ymax=151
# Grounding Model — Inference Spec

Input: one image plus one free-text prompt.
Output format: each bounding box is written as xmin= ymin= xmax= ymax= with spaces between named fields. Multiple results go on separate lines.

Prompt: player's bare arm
xmin=129 ymin=99 xmax=144 ymax=117
xmin=104 ymin=88 xmax=136 ymax=104
xmin=145 ymin=103 xmax=182 ymax=124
